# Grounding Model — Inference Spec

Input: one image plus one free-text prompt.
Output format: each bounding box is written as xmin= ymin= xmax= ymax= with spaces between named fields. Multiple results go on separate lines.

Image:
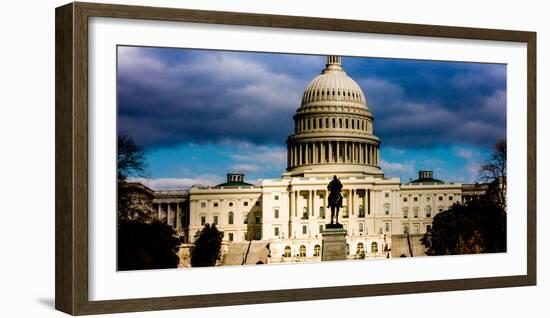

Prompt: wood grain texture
xmin=526 ymin=33 xmax=537 ymax=286
xmin=55 ymin=2 xmax=537 ymax=315
xmin=55 ymin=2 xmax=75 ymax=314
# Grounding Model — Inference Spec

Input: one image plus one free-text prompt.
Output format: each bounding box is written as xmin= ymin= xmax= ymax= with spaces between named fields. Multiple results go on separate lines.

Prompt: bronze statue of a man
xmin=327 ymin=175 xmax=343 ymax=226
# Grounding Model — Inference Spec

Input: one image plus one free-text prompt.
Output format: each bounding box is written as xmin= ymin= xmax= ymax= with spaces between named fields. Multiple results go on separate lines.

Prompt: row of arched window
xmin=283 ymin=242 xmax=379 ymax=258
xmin=295 ymin=116 xmax=370 ymax=133
xmin=284 ymin=244 xmax=321 ymax=258
xmin=301 ymin=87 xmax=364 ymax=104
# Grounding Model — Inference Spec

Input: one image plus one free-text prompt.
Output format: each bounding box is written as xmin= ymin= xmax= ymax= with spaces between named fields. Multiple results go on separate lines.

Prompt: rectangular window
xmin=403 ymin=209 xmax=408 ymax=219
xmin=255 ymin=231 xmax=261 ymax=240
xmin=213 ymin=202 xmax=218 ymax=207
xmin=274 ymin=195 xmax=279 ymax=200
xmin=244 ymin=201 xmax=249 ymax=206
xmin=403 ymin=224 xmax=410 ymax=235
xmin=302 ymin=225 xmax=307 ymax=235
xmin=413 ymin=197 xmax=418 ymax=202
xmin=403 ymin=197 xmax=408 ymax=202
xmin=426 ymin=224 xmax=432 ymax=232
xmin=200 ymin=202 xmax=206 ymax=208
xmin=274 ymin=209 xmax=279 ymax=219
xmin=255 ymin=201 xmax=260 ymax=206
xmin=449 ymin=196 xmax=453 ymax=201
xmin=244 ymin=214 xmax=248 ymax=224
xmin=414 ymin=209 xmax=419 ymax=218
xmin=274 ymin=227 xmax=279 ymax=236
xmin=413 ymin=224 xmax=420 ymax=234
xmin=359 ymin=223 xmax=364 ymax=232
xmin=319 ymin=224 xmax=324 ymax=233
xmin=228 ymin=233 xmax=234 ymax=241
xmin=439 ymin=196 xmax=443 ymax=201
xmin=358 ymin=205 xmax=365 ymax=217
xmin=384 ymin=206 xmax=390 ymax=215
xmin=213 ymin=216 xmax=218 ymax=225
xmin=255 ymin=213 xmax=260 ymax=224
xmin=201 ymin=216 xmax=206 ymax=225
xmin=385 ymin=222 xmax=390 ymax=233
xmin=244 ymin=232 xmax=247 ymax=240
xmin=385 ymin=192 xmax=389 ymax=198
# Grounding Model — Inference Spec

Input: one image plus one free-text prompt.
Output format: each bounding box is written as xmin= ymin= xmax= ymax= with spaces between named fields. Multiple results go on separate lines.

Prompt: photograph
xmin=116 ymin=46 xmax=507 ymax=270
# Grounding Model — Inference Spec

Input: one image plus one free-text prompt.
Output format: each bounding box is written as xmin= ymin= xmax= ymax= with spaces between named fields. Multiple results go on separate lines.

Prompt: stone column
xmin=176 ymin=202 xmax=181 ymax=231
xmin=346 ymin=141 xmax=350 ymax=162
xmin=363 ymin=190 xmax=367 ymax=216
xmin=328 ymin=141 xmax=333 ymax=163
xmin=371 ymin=146 xmax=374 ymax=165
xmin=307 ymin=190 xmax=311 ymax=218
xmin=298 ymin=144 xmax=304 ymax=165
xmin=306 ymin=143 xmax=310 ymax=164
xmin=351 ymin=189 xmax=355 ymax=216
xmin=320 ymin=142 xmax=325 ymax=163
xmin=336 ymin=141 xmax=340 ymax=163
xmin=168 ymin=203 xmax=174 ymax=225
xmin=157 ymin=203 xmax=161 ymax=221
xmin=311 ymin=190 xmax=315 ymax=217
xmin=295 ymin=190 xmax=298 ymax=218
xmin=323 ymin=191 xmax=327 ymax=219
xmin=367 ymin=189 xmax=371 ymax=215
xmin=289 ymin=190 xmax=294 ymax=237
xmin=286 ymin=147 xmax=292 ymax=167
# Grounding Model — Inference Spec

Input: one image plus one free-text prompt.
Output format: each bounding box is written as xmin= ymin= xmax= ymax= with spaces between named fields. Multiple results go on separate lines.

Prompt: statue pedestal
xmin=321 ymin=226 xmax=348 ymax=261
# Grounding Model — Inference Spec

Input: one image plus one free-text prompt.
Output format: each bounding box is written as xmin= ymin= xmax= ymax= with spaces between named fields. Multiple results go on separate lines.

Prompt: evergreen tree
xmin=422 ymin=199 xmax=506 ymax=255
xmin=118 ymin=220 xmax=181 ymax=270
xmin=190 ymin=224 xmax=224 ymax=267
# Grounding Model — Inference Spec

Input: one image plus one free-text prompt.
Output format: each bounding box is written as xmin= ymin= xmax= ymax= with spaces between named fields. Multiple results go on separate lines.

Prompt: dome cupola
xmin=301 ymin=56 xmax=367 ymax=108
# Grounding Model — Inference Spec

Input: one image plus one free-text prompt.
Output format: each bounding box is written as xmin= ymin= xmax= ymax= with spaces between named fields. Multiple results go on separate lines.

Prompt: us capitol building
xmin=132 ymin=56 xmax=485 ymax=266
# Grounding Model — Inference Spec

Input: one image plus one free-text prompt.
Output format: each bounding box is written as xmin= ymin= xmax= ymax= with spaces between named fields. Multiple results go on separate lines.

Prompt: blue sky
xmin=117 ymin=46 xmax=506 ymax=189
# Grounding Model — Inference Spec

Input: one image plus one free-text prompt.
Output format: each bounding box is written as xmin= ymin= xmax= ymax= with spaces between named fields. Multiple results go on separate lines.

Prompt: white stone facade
xmin=146 ymin=55 xmax=469 ymax=263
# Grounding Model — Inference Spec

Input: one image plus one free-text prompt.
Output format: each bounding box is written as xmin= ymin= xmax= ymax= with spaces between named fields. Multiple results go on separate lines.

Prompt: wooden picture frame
xmin=55 ymin=1 xmax=537 ymax=315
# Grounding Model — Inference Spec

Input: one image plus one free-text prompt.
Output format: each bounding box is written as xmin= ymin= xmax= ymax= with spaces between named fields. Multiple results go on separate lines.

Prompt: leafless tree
xmin=118 ymin=135 xmax=149 ymax=221
xmin=479 ymin=139 xmax=506 ymax=209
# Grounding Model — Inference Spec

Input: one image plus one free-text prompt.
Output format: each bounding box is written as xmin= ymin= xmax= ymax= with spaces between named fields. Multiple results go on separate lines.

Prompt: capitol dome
xmin=301 ymin=56 xmax=367 ymax=108
xmin=285 ymin=55 xmax=383 ymax=178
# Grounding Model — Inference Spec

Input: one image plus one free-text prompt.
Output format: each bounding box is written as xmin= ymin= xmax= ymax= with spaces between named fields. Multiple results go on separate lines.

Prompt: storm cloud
xmin=117 ymin=47 xmax=506 ymax=151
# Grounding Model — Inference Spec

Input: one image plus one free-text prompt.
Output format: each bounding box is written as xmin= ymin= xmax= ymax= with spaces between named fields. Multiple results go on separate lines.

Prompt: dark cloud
xmin=117 ymin=47 xmax=506 ymax=150
xmin=117 ymin=47 xmax=322 ymax=148
xmin=351 ymin=57 xmax=506 ymax=148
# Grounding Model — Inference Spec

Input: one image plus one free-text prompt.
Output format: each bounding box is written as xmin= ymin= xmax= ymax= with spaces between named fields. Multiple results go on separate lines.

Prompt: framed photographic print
xmin=55 ymin=2 xmax=536 ymax=315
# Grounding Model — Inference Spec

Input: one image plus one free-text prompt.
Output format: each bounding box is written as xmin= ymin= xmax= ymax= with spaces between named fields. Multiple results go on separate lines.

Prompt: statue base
xmin=321 ymin=226 xmax=348 ymax=262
